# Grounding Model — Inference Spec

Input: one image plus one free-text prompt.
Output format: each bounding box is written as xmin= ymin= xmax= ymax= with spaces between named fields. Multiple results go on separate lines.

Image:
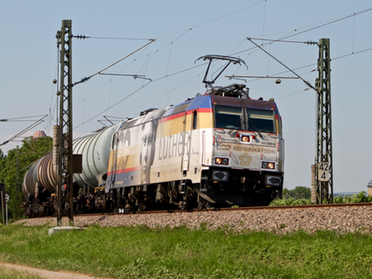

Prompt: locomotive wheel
xmin=37 ymin=205 xmax=44 ymax=217
xmin=197 ymin=200 xmax=210 ymax=210
xmin=196 ymin=194 xmax=210 ymax=210
xmin=137 ymin=203 xmax=146 ymax=212
xmin=277 ymin=188 xmax=283 ymax=199
xmin=124 ymin=203 xmax=132 ymax=213
xmin=27 ymin=207 xmax=34 ymax=218
xmin=178 ymin=201 xmax=188 ymax=210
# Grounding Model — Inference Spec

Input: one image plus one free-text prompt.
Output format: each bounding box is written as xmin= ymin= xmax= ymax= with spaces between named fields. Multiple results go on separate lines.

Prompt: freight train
xmin=22 ymin=55 xmax=284 ymax=217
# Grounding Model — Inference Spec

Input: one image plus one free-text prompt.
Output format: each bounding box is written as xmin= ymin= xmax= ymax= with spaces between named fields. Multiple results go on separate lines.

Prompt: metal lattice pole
xmin=56 ymin=20 xmax=74 ymax=226
xmin=316 ymin=38 xmax=333 ymax=204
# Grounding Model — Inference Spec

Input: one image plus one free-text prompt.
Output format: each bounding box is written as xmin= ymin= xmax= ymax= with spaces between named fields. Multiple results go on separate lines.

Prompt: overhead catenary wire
xmin=276 ymin=89 xmax=308 ymax=100
xmin=75 ymin=82 xmax=152 ymax=129
xmin=73 ymin=4 xmax=372 ymax=131
xmin=74 ymin=20 xmax=191 ymax=109
xmin=75 ymin=42 xmax=372 ymax=130
xmin=155 ymin=0 xmax=265 ymax=40
xmin=247 ymin=45 xmax=372 ymax=100
xmin=98 ymin=73 xmax=201 ymax=122
xmin=245 ymin=46 xmax=372 ymax=85
xmin=73 ymin=35 xmax=152 ymax=41
xmin=73 ymin=39 xmax=155 ymax=86
xmin=246 ymin=37 xmax=319 ymax=45
xmin=74 ymin=4 xmax=371 ymax=107
xmin=72 ymin=28 xmax=197 ymax=117
xmin=232 ymin=6 xmax=372 ymax=57
xmin=247 ymin=38 xmax=317 ymax=91
xmin=138 ymin=5 xmax=372 ymax=84
xmin=2 ymin=2 xmax=370 ymax=150
xmin=73 ymin=40 xmax=155 ymax=109
xmin=281 ymin=6 xmax=372 ymax=41
xmin=82 ymin=62 xmax=204 ymax=125
xmin=99 ymin=73 xmax=152 ymax=81
xmin=0 ymin=115 xmax=47 ymax=146
xmin=0 ymin=115 xmax=48 ymax=122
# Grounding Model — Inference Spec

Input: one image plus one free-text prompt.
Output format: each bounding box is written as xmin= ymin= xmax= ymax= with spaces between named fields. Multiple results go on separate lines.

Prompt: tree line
xmin=0 ymin=136 xmax=52 ymax=221
xmin=282 ymin=186 xmax=311 ymax=200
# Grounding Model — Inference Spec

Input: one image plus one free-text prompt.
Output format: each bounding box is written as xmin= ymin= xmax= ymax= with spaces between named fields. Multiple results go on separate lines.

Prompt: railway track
xmin=15 ymin=202 xmax=372 ymax=235
xmin=66 ymin=201 xmax=372 ymax=218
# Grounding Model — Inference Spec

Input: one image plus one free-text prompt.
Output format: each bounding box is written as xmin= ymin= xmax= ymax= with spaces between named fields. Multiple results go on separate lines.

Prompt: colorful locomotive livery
xmin=22 ymin=55 xmax=284 ymax=216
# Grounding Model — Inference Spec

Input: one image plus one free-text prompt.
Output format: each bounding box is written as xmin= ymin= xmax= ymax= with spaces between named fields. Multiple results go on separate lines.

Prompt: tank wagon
xmin=22 ymin=55 xmax=284 ymax=217
xmin=22 ymin=123 xmax=121 ymax=217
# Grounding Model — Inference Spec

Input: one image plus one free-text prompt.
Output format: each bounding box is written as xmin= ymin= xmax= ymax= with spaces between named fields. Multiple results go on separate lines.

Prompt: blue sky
xmin=1 ymin=0 xmax=371 ymax=193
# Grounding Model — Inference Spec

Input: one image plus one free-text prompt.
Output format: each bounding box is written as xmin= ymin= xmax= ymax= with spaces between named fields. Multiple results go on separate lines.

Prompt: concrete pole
xmin=311 ymin=164 xmax=316 ymax=203
xmin=5 ymin=202 xmax=8 ymax=225
xmin=1 ymin=191 xmax=4 ymax=225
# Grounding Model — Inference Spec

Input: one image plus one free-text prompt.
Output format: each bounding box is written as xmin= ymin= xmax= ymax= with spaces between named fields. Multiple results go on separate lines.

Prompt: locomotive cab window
xmin=214 ymin=106 xmax=243 ymax=130
xmin=111 ymin=134 xmax=116 ymax=149
xmin=192 ymin=110 xmax=198 ymax=130
xmin=246 ymin=109 xmax=275 ymax=133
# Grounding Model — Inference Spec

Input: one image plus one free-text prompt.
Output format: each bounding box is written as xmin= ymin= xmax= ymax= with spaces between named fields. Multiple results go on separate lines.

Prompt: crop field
xmin=0 ymin=223 xmax=372 ymax=278
xmin=268 ymin=191 xmax=372 ymax=206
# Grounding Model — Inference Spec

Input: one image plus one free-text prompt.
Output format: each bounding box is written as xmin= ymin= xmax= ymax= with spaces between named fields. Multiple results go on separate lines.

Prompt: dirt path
xmin=0 ymin=263 xmax=107 ymax=279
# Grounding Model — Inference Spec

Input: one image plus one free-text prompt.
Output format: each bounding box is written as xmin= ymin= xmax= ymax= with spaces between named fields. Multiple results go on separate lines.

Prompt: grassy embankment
xmin=0 ymin=223 xmax=372 ymax=278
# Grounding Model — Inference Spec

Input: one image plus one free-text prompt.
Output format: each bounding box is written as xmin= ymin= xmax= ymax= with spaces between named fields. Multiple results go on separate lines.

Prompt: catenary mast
xmin=56 ymin=20 xmax=74 ymax=225
xmin=316 ymin=38 xmax=333 ymax=204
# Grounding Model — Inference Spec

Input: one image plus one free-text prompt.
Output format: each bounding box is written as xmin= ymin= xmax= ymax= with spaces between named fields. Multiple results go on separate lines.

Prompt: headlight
xmin=236 ymin=133 xmax=255 ymax=143
xmin=241 ymin=135 xmax=250 ymax=142
xmin=215 ymin=157 xmax=229 ymax=166
xmin=261 ymin=161 xmax=275 ymax=170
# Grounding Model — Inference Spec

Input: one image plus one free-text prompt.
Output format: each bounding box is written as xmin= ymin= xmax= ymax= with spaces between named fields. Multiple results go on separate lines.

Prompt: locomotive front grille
xmin=265 ymin=175 xmax=282 ymax=187
xmin=212 ymin=170 xmax=229 ymax=182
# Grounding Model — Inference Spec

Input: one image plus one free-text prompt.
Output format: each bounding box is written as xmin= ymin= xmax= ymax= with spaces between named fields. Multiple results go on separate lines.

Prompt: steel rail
xmin=30 ymin=202 xmax=372 ymax=220
xmin=75 ymin=202 xmax=372 ymax=217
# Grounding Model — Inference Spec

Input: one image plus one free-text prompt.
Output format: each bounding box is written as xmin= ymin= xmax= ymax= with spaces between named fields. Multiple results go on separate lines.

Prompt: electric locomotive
xmin=105 ymin=87 xmax=284 ymax=211
xmin=21 ymin=55 xmax=284 ymax=216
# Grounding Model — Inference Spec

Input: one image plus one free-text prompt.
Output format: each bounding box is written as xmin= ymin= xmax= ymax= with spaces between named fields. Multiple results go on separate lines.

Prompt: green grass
xmin=0 ymin=223 xmax=372 ymax=278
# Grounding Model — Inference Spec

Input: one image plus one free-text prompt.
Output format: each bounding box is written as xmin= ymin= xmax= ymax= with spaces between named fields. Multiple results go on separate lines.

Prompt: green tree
xmin=282 ymin=186 xmax=311 ymax=199
xmin=0 ymin=136 xmax=52 ymax=221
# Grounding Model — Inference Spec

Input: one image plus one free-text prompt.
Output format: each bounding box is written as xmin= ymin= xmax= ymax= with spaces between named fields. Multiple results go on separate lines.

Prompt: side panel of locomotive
xmin=151 ymin=95 xmax=214 ymax=184
xmin=106 ymin=95 xmax=215 ymax=189
xmin=106 ymin=107 xmax=166 ymax=189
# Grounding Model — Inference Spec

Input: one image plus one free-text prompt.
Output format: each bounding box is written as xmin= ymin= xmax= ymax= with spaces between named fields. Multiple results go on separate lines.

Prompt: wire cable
xmin=73 ymin=39 xmax=155 ymax=86
xmin=232 ymin=6 xmax=372 ymax=57
xmin=0 ymin=115 xmax=48 ymax=122
xmin=247 ymin=38 xmax=316 ymax=90
xmin=0 ymin=115 xmax=47 ymax=146
xmin=73 ymin=35 xmax=152 ymax=41
xmin=73 ymin=4 xmax=372 ymax=129
xmin=155 ymin=0 xmax=265 ymax=40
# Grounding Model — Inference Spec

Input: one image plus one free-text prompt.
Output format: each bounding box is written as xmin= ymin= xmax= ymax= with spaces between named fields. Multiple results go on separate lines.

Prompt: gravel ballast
xmin=13 ymin=206 xmax=372 ymax=234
